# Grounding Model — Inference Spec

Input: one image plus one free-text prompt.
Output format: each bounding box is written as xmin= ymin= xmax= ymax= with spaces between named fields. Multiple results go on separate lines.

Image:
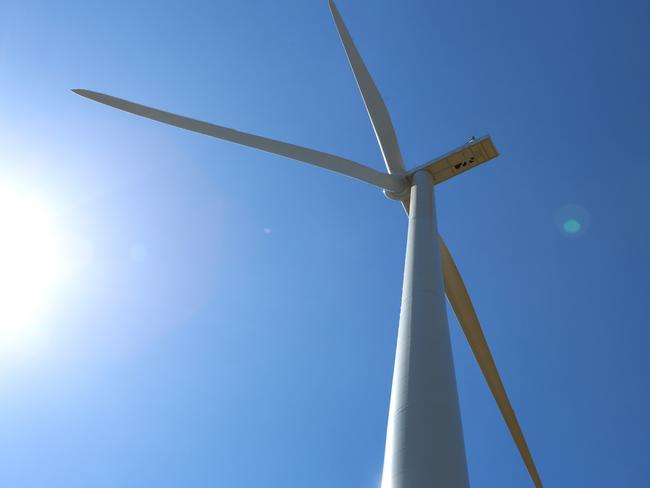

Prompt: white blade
xmin=328 ymin=0 xmax=406 ymax=175
xmin=439 ymin=236 xmax=543 ymax=488
xmin=72 ymin=89 xmax=406 ymax=194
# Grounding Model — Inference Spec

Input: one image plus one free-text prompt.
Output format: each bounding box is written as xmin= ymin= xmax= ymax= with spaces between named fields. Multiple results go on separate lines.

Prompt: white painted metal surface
xmin=382 ymin=171 xmax=468 ymax=488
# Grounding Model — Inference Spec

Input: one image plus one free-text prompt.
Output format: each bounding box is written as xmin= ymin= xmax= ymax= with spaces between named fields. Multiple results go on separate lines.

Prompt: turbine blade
xmin=439 ymin=236 xmax=543 ymax=488
xmin=72 ymin=89 xmax=406 ymax=194
xmin=328 ymin=0 xmax=406 ymax=175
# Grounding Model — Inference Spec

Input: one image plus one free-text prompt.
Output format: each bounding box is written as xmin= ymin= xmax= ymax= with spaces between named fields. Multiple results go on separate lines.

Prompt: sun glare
xmin=0 ymin=186 xmax=66 ymax=355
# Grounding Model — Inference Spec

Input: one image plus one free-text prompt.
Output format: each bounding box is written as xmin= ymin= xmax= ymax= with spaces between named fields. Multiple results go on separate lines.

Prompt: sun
xmin=0 ymin=186 xmax=66 ymax=355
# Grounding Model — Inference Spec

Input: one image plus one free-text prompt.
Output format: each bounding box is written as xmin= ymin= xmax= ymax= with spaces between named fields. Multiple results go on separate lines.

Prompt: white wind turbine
xmin=73 ymin=1 xmax=543 ymax=486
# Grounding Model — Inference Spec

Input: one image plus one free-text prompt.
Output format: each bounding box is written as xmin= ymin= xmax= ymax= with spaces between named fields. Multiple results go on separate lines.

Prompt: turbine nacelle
xmin=406 ymin=135 xmax=499 ymax=185
xmin=384 ymin=135 xmax=499 ymax=202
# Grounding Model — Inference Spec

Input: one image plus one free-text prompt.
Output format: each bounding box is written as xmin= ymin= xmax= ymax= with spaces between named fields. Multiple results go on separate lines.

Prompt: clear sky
xmin=1 ymin=0 xmax=649 ymax=486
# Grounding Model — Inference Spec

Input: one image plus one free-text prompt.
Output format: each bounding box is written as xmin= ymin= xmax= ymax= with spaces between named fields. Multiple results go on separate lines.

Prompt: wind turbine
xmin=73 ymin=1 xmax=543 ymax=486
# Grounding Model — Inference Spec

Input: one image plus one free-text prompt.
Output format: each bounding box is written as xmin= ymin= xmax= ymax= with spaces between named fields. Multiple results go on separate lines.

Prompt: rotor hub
xmin=383 ymin=186 xmax=410 ymax=201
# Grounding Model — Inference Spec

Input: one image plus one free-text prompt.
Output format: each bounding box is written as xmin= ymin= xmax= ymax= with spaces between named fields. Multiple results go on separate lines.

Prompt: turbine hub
xmin=383 ymin=186 xmax=410 ymax=201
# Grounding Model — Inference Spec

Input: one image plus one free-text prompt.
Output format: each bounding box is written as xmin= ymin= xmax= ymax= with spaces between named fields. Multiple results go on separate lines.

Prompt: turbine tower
xmin=73 ymin=2 xmax=543 ymax=486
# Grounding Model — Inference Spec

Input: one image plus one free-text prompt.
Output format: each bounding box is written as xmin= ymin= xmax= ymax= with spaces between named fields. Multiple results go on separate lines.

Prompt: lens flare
xmin=555 ymin=204 xmax=590 ymax=238
xmin=0 ymin=186 xmax=66 ymax=355
xmin=562 ymin=219 xmax=582 ymax=234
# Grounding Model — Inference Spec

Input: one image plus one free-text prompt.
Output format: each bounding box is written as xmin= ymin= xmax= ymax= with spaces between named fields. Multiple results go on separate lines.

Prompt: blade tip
xmin=71 ymin=88 xmax=91 ymax=97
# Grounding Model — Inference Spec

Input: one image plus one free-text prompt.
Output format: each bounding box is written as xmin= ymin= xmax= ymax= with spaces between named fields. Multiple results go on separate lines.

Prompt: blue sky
xmin=1 ymin=0 xmax=649 ymax=486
